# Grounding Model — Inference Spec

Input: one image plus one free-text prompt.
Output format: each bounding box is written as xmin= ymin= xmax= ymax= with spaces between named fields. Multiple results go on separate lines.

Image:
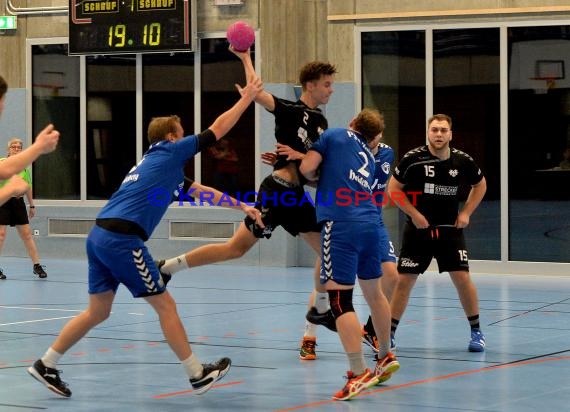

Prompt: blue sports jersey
xmin=372 ymin=143 xmax=395 ymax=218
xmin=310 ymin=127 xmax=379 ymax=222
xmin=372 ymin=143 xmax=394 ymax=192
xmin=97 ymin=135 xmax=200 ymax=238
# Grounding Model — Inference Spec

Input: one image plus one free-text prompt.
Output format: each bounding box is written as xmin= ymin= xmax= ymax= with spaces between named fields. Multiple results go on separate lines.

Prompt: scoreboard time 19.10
xmin=68 ymin=0 xmax=196 ymax=55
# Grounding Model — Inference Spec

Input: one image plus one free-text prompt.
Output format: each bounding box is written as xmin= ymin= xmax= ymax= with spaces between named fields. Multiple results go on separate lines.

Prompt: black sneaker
xmin=27 ymin=359 xmax=72 ymax=397
xmin=190 ymin=357 xmax=231 ymax=395
xmin=155 ymin=260 xmax=171 ymax=286
xmin=305 ymin=307 xmax=337 ymax=332
xmin=33 ymin=264 xmax=47 ymax=279
xmin=0 ymin=268 xmax=6 ymax=280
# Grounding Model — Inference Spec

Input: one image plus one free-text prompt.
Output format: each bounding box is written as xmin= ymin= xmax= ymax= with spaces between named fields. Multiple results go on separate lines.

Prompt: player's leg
xmin=360 ymin=277 xmax=399 ymax=384
xmin=363 ymin=239 xmax=398 ymax=352
xmin=438 ymin=228 xmax=485 ymax=352
xmin=145 ymin=291 xmax=231 ymax=394
xmin=16 ymin=224 xmax=47 ymax=277
xmin=450 ymin=270 xmax=485 ymax=351
xmin=160 ymin=222 xmax=259 ymax=276
xmin=389 ymin=225 xmax=432 ymax=348
xmin=329 ymin=221 xmax=382 ymax=400
xmin=28 ymin=290 xmax=115 ymax=397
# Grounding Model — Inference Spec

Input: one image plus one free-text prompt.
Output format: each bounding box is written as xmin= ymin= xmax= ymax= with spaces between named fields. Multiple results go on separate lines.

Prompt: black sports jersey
xmin=392 ymin=146 xmax=484 ymax=226
xmin=270 ymin=95 xmax=327 ymax=172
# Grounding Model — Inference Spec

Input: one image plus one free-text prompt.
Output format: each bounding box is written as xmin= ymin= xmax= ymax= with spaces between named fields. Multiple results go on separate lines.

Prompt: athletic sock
xmin=304 ymin=320 xmax=318 ymax=337
xmin=314 ymin=291 xmax=330 ymax=314
xmin=182 ymin=353 xmax=204 ymax=379
xmin=162 ymin=255 xmax=189 ymax=275
xmin=391 ymin=318 xmax=399 ymax=335
xmin=468 ymin=314 xmax=481 ymax=330
xmin=41 ymin=347 xmax=63 ymax=369
xmin=347 ymin=352 xmax=366 ymax=376
xmin=378 ymin=342 xmax=390 ymax=359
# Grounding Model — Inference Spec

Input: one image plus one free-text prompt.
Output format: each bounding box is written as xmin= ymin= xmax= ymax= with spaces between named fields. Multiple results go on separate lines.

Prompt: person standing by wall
xmin=0 ymin=138 xmax=48 ymax=279
xmin=387 ymin=113 xmax=487 ymax=352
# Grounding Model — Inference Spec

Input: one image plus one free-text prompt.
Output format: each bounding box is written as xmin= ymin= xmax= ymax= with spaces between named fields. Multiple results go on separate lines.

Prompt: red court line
xmin=275 ymin=355 xmax=570 ymax=411
xmin=152 ymin=380 xmax=243 ymax=399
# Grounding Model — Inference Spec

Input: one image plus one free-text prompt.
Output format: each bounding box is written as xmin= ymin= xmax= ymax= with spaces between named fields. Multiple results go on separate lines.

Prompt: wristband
xmin=29 ymin=206 xmax=35 ymax=208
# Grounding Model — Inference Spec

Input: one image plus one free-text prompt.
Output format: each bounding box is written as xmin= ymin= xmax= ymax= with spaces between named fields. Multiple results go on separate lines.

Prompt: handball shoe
xmin=27 ymin=359 xmax=71 ymax=397
xmin=190 ymin=357 xmax=231 ymax=395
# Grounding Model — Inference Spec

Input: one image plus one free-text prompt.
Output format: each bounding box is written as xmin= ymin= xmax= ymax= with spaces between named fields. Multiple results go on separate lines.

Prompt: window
xmin=31 ymin=44 xmax=80 ymax=199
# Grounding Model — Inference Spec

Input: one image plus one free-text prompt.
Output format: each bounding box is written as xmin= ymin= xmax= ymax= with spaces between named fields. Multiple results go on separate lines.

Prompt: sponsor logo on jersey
xmin=424 ymin=183 xmax=458 ymax=196
xmin=348 ymin=169 xmax=371 ymax=191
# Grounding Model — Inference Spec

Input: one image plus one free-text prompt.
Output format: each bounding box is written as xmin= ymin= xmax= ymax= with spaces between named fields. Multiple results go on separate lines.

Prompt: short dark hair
xmin=354 ymin=108 xmax=384 ymax=143
xmin=147 ymin=115 xmax=181 ymax=145
xmin=0 ymin=75 xmax=7 ymax=99
xmin=428 ymin=113 xmax=452 ymax=129
xmin=299 ymin=61 xmax=337 ymax=88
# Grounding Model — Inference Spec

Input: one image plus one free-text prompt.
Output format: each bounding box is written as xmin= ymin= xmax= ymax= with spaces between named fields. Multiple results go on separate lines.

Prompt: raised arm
xmin=229 ymin=47 xmax=274 ymax=111
xmin=208 ymin=77 xmax=263 ymax=139
xmin=0 ymin=124 xmax=59 ymax=179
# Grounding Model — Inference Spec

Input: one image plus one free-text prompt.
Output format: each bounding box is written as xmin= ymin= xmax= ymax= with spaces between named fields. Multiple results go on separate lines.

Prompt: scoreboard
xmin=69 ymin=0 xmax=196 ymax=55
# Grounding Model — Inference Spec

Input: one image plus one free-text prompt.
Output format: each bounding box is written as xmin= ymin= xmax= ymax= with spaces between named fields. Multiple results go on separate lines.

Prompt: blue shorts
xmin=320 ymin=220 xmax=388 ymax=286
xmin=87 ymin=225 xmax=165 ymax=298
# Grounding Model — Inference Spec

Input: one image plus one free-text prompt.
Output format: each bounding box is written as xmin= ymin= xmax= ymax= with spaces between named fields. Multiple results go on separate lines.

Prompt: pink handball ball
xmin=226 ymin=21 xmax=255 ymax=52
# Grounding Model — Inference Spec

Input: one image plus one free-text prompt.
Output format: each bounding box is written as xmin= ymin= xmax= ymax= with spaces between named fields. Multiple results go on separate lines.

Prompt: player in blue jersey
xmin=0 ymin=75 xmax=60 ymax=205
xmin=388 ymin=113 xmax=487 ymax=352
xmin=27 ymin=77 xmax=263 ymax=398
xmin=361 ymin=142 xmax=400 ymax=353
xmin=300 ymin=108 xmax=399 ymax=401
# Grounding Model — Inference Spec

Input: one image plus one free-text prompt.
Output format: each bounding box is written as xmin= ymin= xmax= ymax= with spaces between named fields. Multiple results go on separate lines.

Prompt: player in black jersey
xmin=157 ymin=48 xmax=338 ymax=360
xmin=388 ymin=114 xmax=487 ymax=352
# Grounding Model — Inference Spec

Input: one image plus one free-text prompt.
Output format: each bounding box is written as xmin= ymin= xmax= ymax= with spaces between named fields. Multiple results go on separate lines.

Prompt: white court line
xmin=0 ymin=305 xmax=82 ymax=313
xmin=0 ymin=316 xmax=77 ymax=326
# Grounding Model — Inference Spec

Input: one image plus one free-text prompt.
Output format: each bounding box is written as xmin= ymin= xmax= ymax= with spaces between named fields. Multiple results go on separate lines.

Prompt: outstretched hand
xmin=236 ymin=77 xmax=263 ymax=101
xmin=35 ymin=124 xmax=60 ymax=154
xmin=229 ymin=45 xmax=250 ymax=59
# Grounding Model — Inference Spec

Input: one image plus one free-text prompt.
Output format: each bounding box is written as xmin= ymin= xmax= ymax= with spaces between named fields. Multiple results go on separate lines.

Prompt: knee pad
xmin=328 ymin=289 xmax=355 ymax=319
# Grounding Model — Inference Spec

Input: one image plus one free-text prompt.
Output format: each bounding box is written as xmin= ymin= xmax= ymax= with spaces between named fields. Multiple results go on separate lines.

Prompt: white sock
xmin=304 ymin=320 xmax=318 ymax=338
xmin=314 ymin=292 xmax=330 ymax=314
xmin=182 ymin=353 xmax=203 ymax=379
xmin=41 ymin=347 xmax=63 ymax=369
xmin=162 ymin=255 xmax=189 ymax=275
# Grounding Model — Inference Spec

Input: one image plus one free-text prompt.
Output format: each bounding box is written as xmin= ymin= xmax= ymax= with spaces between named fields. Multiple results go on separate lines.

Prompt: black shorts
xmin=0 ymin=197 xmax=29 ymax=226
xmin=397 ymin=223 xmax=469 ymax=274
xmin=244 ymin=174 xmax=321 ymax=239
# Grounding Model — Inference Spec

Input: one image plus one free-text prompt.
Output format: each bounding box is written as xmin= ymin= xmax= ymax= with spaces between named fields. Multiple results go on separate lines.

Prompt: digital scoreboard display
xmin=69 ymin=0 xmax=196 ymax=55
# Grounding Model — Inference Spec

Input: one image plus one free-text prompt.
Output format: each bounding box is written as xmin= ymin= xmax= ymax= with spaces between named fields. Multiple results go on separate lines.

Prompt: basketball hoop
xmin=529 ymin=77 xmax=558 ymax=94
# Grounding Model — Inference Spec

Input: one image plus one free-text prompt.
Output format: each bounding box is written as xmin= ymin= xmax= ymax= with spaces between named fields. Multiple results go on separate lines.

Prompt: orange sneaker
xmin=332 ymin=368 xmax=378 ymax=401
xmin=374 ymin=352 xmax=400 ymax=384
xmin=299 ymin=336 xmax=317 ymax=360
